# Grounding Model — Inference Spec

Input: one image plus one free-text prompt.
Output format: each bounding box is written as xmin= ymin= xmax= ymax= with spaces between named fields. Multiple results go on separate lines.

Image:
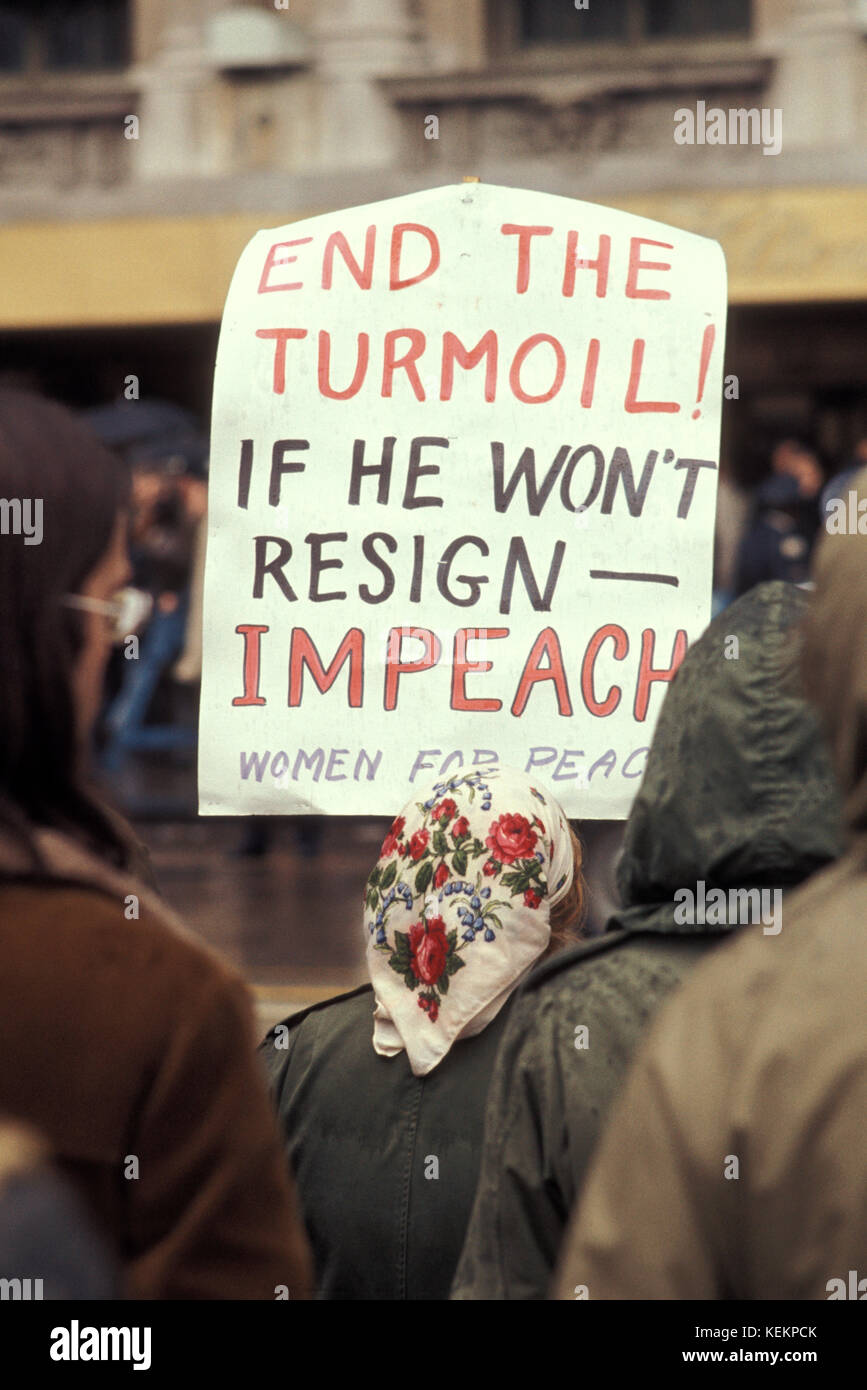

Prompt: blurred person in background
xmin=820 ymin=433 xmax=867 ymax=522
xmin=734 ymin=438 xmax=824 ymax=594
xmin=0 ymin=389 xmax=311 ymax=1298
xmin=555 ymin=470 xmax=867 ymax=1301
xmin=261 ymin=765 xmax=586 ymax=1299
xmin=0 ymin=1116 xmax=118 ymax=1299
xmin=452 ymin=582 xmax=842 ymax=1299
xmin=84 ymin=401 xmax=208 ymax=774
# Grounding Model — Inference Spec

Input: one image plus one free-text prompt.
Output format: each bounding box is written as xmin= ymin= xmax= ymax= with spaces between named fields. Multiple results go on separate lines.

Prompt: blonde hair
xmin=544 ymin=822 xmax=587 ymax=959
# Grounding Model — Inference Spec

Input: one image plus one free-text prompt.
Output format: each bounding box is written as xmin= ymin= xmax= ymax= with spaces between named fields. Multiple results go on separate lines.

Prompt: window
xmin=645 ymin=0 xmax=751 ymax=38
xmin=521 ymin=3 xmax=628 ymax=43
xmin=0 ymin=1 xmax=129 ymax=75
xmin=519 ymin=0 xmax=751 ymax=46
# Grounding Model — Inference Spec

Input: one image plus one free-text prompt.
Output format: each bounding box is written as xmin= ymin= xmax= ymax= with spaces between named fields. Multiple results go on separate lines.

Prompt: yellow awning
xmin=0 ymin=185 xmax=863 ymax=331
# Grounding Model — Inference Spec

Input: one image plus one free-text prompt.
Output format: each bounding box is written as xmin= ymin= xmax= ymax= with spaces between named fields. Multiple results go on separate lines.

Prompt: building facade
xmin=1 ymin=0 xmax=865 ymax=473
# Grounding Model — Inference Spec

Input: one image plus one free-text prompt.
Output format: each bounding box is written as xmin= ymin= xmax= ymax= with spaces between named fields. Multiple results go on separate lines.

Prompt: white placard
xmin=200 ymin=182 xmax=726 ymax=817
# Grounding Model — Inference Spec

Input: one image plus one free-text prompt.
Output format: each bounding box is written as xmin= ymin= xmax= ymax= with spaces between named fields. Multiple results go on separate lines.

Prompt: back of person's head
xmin=803 ymin=466 xmax=867 ymax=838
xmin=0 ymin=389 xmax=133 ymax=869
xmin=614 ymin=581 xmax=843 ymax=933
xmin=769 ymin=438 xmax=823 ymax=500
xmin=364 ymin=765 xmax=585 ymax=1075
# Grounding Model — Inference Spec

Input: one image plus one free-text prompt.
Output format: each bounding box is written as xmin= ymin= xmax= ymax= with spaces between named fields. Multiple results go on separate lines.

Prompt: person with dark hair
xmin=555 ymin=470 xmax=867 ymax=1301
xmin=452 ymin=581 xmax=843 ymax=1299
xmin=734 ymin=438 xmax=823 ymax=594
xmin=0 ymin=389 xmax=311 ymax=1298
xmin=260 ymin=765 xmax=586 ymax=1299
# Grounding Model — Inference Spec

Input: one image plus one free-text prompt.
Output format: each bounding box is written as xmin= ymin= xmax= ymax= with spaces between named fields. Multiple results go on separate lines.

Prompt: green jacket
xmin=452 ymin=581 xmax=843 ymax=1300
xmin=555 ymin=472 xmax=867 ymax=1300
xmin=260 ymin=984 xmax=514 ymax=1299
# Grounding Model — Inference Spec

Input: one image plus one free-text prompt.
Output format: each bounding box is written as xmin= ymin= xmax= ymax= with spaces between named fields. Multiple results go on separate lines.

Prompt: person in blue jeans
xmin=100 ymin=459 xmax=205 ymax=773
xmin=101 ymin=587 xmax=195 ymax=771
xmin=84 ymin=399 xmax=207 ymax=776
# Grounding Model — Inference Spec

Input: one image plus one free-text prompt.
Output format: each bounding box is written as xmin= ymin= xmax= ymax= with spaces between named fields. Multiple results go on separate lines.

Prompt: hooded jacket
xmin=451 ymin=581 xmax=842 ymax=1300
xmin=554 ymin=473 xmax=867 ymax=1301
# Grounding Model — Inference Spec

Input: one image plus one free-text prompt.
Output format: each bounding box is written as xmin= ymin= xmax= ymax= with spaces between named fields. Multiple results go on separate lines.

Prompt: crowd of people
xmin=714 ymin=434 xmax=867 ymax=610
xmin=0 ymin=384 xmax=865 ymax=1300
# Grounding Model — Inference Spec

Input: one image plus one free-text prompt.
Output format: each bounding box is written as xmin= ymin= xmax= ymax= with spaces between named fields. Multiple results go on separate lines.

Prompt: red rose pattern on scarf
xmin=365 ymin=771 xmax=555 ymax=1024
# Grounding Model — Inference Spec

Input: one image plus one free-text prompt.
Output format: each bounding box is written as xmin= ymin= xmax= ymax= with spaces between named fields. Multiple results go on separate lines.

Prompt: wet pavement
xmin=138 ymin=814 xmax=385 ymax=991
xmin=104 ymin=750 xmax=390 ymax=1034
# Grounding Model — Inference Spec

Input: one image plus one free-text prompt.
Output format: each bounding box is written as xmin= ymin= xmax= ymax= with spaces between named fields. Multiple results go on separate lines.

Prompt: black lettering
xmin=601 ymin=447 xmax=657 ymax=516
xmin=499 ymin=537 xmax=566 ymax=614
xmin=491 ymin=442 xmax=571 ymax=516
xmin=269 ymin=439 xmax=308 ymax=506
xmin=437 ymin=536 xmax=489 ymax=607
xmin=403 ymin=436 xmax=447 ymax=509
xmin=675 ymin=457 xmax=717 ymax=518
xmin=359 ymin=532 xmax=397 ymax=604
xmin=237 ymin=438 xmax=254 ymax=509
xmin=348 ymin=436 xmax=395 ymax=505
xmin=409 ymin=533 xmax=424 ymax=603
xmin=253 ymin=535 xmax=296 ymax=601
xmin=560 ymin=444 xmax=605 ymax=511
xmin=305 ymin=531 xmax=348 ymax=602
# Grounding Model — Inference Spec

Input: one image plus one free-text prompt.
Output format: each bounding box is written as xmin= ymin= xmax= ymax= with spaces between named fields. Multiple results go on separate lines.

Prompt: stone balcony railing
xmin=383 ymin=52 xmax=775 ymax=169
xmin=0 ymin=75 xmax=137 ymax=197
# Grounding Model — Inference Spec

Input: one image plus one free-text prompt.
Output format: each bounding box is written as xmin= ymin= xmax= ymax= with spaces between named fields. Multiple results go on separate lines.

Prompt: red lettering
xmin=255 ymin=328 xmax=307 ymax=395
xmin=562 ymin=231 xmax=611 ymax=298
xmin=450 ymin=628 xmax=508 ymax=712
xmin=232 ymin=625 xmax=269 ymax=706
xmin=389 ymin=223 xmax=440 ymax=290
xmin=511 ymin=628 xmax=572 ymax=717
xmin=509 ymin=334 xmax=566 ymax=405
xmin=440 ymin=330 xmax=498 ymax=403
xmin=625 ymin=339 xmax=680 ymax=414
xmin=382 ymin=329 xmax=427 ymax=401
xmin=384 ymin=627 xmax=441 ymax=710
xmin=580 ymin=338 xmax=600 ymax=409
xmin=257 ymin=237 xmax=313 ymax=294
xmin=625 ymin=237 xmax=673 ymax=300
xmin=289 ymin=628 xmax=364 ymax=708
xmin=318 ymin=330 xmax=369 ymax=400
xmin=501 ymin=224 xmax=553 ymax=293
xmin=634 ymin=627 xmax=687 ymax=721
xmin=321 ymin=226 xmax=375 ymax=290
xmin=581 ymin=624 xmax=628 ymax=717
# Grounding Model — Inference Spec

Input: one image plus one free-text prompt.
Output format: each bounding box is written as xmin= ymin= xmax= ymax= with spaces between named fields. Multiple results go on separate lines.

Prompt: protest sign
xmin=199 ymin=182 xmax=727 ymax=818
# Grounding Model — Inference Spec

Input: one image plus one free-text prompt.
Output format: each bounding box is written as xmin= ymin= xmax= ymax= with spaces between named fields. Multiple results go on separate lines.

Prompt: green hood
xmin=610 ymin=580 xmax=843 ymax=935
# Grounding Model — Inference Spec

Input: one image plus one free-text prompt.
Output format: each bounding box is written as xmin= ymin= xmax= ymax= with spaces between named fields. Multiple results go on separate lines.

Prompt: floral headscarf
xmin=365 ymin=764 xmax=575 ymax=1076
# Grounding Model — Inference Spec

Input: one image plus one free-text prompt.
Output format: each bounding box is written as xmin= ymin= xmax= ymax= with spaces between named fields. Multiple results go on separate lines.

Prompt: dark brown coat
xmin=0 ymin=857 xmax=311 ymax=1300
